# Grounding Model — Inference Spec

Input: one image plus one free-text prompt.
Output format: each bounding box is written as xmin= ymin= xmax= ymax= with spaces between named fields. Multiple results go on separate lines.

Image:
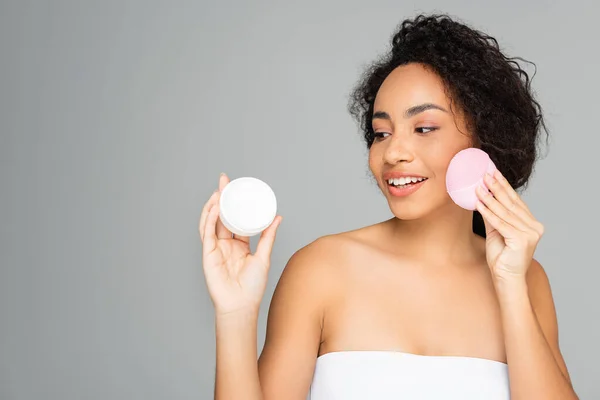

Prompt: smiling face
xmin=369 ymin=63 xmax=474 ymax=220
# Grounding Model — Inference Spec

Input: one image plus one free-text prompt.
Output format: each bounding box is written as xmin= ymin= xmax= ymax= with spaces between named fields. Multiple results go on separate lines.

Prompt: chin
xmin=387 ymin=201 xmax=435 ymax=220
xmin=383 ymin=186 xmax=452 ymax=221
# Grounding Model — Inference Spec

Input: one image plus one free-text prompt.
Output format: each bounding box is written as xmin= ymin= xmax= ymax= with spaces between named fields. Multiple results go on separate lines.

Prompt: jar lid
xmin=219 ymin=177 xmax=277 ymax=237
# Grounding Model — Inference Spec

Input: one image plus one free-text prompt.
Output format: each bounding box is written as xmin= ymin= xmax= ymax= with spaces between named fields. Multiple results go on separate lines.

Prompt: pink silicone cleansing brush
xmin=446 ymin=148 xmax=497 ymax=210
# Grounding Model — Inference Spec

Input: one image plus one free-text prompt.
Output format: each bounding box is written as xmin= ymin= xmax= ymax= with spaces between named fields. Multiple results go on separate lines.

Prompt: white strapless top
xmin=308 ymin=351 xmax=510 ymax=400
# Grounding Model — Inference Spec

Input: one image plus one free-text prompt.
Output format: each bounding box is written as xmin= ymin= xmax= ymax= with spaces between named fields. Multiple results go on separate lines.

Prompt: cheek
xmin=368 ymin=147 xmax=380 ymax=173
xmin=428 ymin=137 xmax=472 ymax=175
xmin=415 ymin=147 xmax=450 ymax=180
xmin=368 ymin=148 xmax=386 ymax=188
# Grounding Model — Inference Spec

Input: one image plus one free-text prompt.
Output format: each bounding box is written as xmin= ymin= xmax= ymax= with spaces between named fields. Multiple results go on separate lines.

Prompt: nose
xmin=383 ymin=135 xmax=415 ymax=165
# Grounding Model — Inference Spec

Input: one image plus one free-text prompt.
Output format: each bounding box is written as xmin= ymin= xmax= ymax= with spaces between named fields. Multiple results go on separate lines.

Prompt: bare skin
xmin=200 ymin=63 xmax=576 ymax=399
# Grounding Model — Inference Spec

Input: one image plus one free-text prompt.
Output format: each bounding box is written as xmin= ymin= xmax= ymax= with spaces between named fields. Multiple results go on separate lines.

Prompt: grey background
xmin=1 ymin=0 xmax=598 ymax=399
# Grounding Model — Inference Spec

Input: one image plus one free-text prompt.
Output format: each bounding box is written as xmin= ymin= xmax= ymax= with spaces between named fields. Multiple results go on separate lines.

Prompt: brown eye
xmin=416 ymin=127 xmax=438 ymax=134
xmin=373 ymin=132 xmax=391 ymax=140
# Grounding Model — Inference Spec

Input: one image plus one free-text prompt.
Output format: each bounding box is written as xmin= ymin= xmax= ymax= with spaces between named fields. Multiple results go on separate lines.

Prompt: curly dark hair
xmin=348 ymin=13 xmax=548 ymax=236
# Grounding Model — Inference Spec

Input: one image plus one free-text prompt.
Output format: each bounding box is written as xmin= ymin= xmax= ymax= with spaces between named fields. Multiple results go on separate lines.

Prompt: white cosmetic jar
xmin=219 ymin=177 xmax=277 ymax=237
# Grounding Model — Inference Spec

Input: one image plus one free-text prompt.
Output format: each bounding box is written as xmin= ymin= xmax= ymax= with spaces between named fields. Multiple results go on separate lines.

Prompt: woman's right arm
xmin=215 ymin=245 xmax=326 ymax=400
xmin=200 ymin=174 xmax=326 ymax=400
xmin=257 ymin=243 xmax=329 ymax=399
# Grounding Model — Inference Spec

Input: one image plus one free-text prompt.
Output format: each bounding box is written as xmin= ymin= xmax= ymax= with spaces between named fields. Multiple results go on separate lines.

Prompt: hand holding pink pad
xmin=446 ymin=148 xmax=497 ymax=211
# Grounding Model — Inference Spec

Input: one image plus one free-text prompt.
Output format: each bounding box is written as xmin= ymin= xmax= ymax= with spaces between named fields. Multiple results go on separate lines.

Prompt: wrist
xmin=492 ymin=271 xmax=527 ymax=289
xmin=493 ymin=275 xmax=529 ymax=305
xmin=215 ymin=307 xmax=260 ymax=326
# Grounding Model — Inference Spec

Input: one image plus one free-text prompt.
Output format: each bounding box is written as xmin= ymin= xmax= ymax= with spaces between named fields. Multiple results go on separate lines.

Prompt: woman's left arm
xmin=494 ymin=260 xmax=576 ymax=399
xmin=475 ymin=169 xmax=578 ymax=400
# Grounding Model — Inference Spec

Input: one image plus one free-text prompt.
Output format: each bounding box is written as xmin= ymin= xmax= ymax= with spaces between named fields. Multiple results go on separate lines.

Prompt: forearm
xmin=495 ymin=279 xmax=577 ymax=400
xmin=215 ymin=310 xmax=263 ymax=400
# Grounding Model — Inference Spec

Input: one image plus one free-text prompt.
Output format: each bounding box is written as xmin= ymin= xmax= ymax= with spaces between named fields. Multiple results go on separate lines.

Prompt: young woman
xmin=199 ymin=13 xmax=578 ymax=400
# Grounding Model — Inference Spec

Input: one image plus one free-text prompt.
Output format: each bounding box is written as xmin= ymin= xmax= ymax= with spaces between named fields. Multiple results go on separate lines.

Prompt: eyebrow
xmin=372 ymin=103 xmax=448 ymax=121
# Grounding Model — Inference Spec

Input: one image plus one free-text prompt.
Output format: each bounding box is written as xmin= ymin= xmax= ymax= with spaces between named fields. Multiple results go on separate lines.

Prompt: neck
xmin=387 ymin=203 xmax=483 ymax=265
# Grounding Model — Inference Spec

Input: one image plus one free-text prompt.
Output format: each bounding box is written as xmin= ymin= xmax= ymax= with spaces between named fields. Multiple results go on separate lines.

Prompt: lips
xmin=382 ymin=171 xmax=427 ymax=181
xmin=383 ymin=173 xmax=428 ymax=198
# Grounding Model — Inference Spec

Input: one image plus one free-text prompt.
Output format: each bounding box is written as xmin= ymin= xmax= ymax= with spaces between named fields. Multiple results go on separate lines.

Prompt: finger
xmin=215 ymin=215 xmax=231 ymax=239
xmin=484 ymin=172 xmax=534 ymax=224
xmin=216 ymin=173 xmax=232 ymax=239
xmin=480 ymin=212 xmax=497 ymax=238
xmin=219 ymin=172 xmax=230 ymax=191
xmin=492 ymin=170 xmax=532 ymax=216
xmin=199 ymin=190 xmax=220 ymax=241
xmin=255 ymin=216 xmax=283 ymax=265
xmin=203 ymin=203 xmax=220 ymax=255
xmin=476 ymin=200 xmax=517 ymax=239
xmin=489 ymin=171 xmax=545 ymax=236
xmin=476 ymin=185 xmax=529 ymax=232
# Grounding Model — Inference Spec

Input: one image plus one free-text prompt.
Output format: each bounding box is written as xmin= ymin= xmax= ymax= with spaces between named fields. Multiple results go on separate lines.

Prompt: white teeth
xmin=388 ymin=177 xmax=426 ymax=186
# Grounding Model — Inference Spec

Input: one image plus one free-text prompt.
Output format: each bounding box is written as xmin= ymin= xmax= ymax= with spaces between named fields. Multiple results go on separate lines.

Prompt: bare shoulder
xmin=257 ymin=227 xmax=377 ymax=398
xmin=275 ymin=228 xmax=370 ymax=290
xmin=268 ymin=223 xmax=383 ymax=314
xmin=525 ymin=258 xmax=573 ymax=383
xmin=264 ymin=227 xmax=372 ymax=324
xmin=281 ymin=223 xmax=382 ymax=277
xmin=525 ymin=258 xmax=553 ymax=310
xmin=524 ymin=259 xmax=559 ymax=341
